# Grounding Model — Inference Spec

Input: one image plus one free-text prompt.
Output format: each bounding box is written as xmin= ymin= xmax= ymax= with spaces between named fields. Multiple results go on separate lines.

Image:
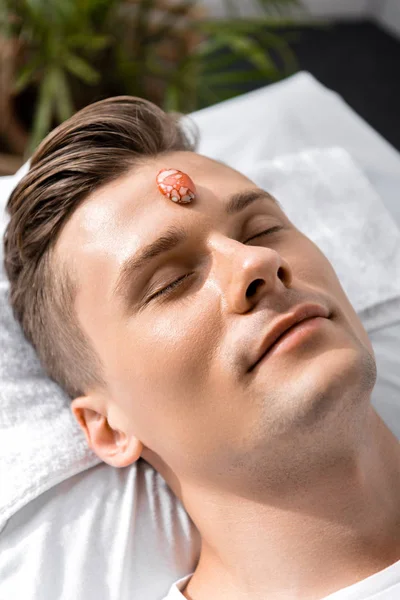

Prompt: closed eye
xmin=244 ymin=225 xmax=283 ymax=244
xmin=147 ymin=273 xmax=194 ymax=301
xmin=148 ymin=226 xmax=284 ymax=301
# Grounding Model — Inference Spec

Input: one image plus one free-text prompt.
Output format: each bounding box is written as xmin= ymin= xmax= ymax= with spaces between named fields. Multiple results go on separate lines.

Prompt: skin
xmin=56 ymin=151 xmax=400 ymax=599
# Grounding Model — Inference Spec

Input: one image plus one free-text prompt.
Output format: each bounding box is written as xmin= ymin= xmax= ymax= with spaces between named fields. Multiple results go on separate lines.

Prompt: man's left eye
xmin=244 ymin=225 xmax=283 ymax=244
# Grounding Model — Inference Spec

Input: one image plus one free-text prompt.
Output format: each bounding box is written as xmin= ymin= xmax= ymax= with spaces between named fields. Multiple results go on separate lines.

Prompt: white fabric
xmin=0 ymin=460 xmax=200 ymax=600
xmin=162 ymin=573 xmax=193 ymax=599
xmin=188 ymin=71 xmax=400 ymax=231
xmin=163 ymin=561 xmax=400 ymax=599
xmin=1 ymin=72 xmax=400 ymax=600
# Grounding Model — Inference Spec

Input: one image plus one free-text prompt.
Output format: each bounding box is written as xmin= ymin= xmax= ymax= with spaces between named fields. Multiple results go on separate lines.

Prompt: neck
xmin=182 ymin=410 xmax=400 ymax=600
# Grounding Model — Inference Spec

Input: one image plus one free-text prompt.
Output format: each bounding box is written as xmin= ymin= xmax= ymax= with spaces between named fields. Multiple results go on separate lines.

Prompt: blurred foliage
xmin=0 ymin=0 xmax=302 ymax=153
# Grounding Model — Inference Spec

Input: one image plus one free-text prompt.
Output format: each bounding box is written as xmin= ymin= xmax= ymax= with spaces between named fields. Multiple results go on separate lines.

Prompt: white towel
xmin=1 ymin=147 xmax=400 ymax=531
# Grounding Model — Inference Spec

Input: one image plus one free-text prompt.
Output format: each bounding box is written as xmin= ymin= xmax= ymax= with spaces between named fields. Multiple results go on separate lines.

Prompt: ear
xmin=71 ymin=395 xmax=143 ymax=468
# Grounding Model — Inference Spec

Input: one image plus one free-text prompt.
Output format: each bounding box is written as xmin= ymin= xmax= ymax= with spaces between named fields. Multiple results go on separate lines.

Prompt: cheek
xmin=296 ymin=237 xmax=373 ymax=353
xmin=109 ymin=303 xmax=224 ymax=455
xmin=291 ymin=235 xmax=335 ymax=283
xmin=294 ymin=235 xmax=346 ymax=296
xmin=121 ymin=301 xmax=222 ymax=399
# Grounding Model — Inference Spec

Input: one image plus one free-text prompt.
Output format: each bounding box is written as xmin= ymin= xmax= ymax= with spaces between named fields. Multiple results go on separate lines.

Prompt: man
xmin=3 ymin=96 xmax=400 ymax=600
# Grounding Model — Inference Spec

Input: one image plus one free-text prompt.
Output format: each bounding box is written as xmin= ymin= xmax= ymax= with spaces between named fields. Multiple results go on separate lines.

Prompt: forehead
xmin=55 ymin=151 xmax=256 ymax=316
xmin=56 ymin=151 xmax=255 ymax=263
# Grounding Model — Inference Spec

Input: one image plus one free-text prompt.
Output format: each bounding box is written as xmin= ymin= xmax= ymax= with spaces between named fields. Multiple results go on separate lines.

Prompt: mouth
xmin=248 ymin=304 xmax=330 ymax=372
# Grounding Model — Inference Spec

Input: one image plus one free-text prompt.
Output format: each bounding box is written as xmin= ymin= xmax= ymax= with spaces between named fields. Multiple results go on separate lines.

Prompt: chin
xmin=296 ymin=346 xmax=375 ymax=426
xmin=258 ymin=344 xmax=375 ymax=433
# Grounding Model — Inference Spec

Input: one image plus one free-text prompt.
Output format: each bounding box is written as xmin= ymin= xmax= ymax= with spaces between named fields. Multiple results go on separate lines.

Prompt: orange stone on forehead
xmin=156 ymin=168 xmax=196 ymax=204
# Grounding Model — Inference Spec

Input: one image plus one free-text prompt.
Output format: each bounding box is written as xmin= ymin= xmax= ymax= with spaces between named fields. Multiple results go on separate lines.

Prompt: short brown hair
xmin=3 ymin=96 xmax=196 ymax=399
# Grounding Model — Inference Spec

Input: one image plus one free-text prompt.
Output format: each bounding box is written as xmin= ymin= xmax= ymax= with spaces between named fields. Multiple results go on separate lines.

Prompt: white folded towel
xmin=1 ymin=147 xmax=400 ymax=531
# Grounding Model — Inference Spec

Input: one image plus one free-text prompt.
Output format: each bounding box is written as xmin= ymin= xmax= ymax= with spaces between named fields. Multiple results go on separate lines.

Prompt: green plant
xmin=0 ymin=0 xmax=301 ymax=154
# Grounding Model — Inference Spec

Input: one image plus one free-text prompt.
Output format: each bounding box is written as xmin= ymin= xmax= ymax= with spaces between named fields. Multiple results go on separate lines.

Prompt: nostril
xmin=278 ymin=262 xmax=293 ymax=287
xmin=246 ymin=278 xmax=264 ymax=298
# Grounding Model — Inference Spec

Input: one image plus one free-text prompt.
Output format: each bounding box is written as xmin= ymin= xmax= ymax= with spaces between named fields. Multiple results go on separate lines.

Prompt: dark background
xmin=244 ymin=19 xmax=400 ymax=151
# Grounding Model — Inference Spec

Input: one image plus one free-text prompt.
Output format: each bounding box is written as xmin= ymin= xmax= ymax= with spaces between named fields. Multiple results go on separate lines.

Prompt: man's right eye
xmin=148 ymin=273 xmax=194 ymax=301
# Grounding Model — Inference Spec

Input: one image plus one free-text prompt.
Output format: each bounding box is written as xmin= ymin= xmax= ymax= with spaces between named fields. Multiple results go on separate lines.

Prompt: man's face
xmin=58 ymin=151 xmax=376 ymax=495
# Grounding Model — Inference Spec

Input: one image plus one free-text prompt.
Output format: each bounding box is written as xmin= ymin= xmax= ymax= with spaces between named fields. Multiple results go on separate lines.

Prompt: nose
xmin=211 ymin=237 xmax=293 ymax=314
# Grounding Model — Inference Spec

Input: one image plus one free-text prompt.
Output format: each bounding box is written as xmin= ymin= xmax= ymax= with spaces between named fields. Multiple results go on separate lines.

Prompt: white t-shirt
xmin=162 ymin=559 xmax=400 ymax=599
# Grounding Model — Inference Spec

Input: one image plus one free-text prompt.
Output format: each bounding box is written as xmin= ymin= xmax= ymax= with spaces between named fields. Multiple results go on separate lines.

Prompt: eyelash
xmin=148 ymin=226 xmax=283 ymax=301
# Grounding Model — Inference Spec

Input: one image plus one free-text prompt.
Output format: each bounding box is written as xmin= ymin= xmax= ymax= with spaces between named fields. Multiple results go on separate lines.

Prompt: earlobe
xmin=70 ymin=395 xmax=143 ymax=468
xmin=105 ymin=433 xmax=144 ymax=468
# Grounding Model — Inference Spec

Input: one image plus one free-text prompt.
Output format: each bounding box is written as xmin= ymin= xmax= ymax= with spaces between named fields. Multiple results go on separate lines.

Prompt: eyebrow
xmin=113 ymin=189 xmax=280 ymax=303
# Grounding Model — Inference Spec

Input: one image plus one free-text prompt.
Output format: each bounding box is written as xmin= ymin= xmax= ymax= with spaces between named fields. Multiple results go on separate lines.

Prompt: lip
xmin=248 ymin=303 xmax=330 ymax=372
